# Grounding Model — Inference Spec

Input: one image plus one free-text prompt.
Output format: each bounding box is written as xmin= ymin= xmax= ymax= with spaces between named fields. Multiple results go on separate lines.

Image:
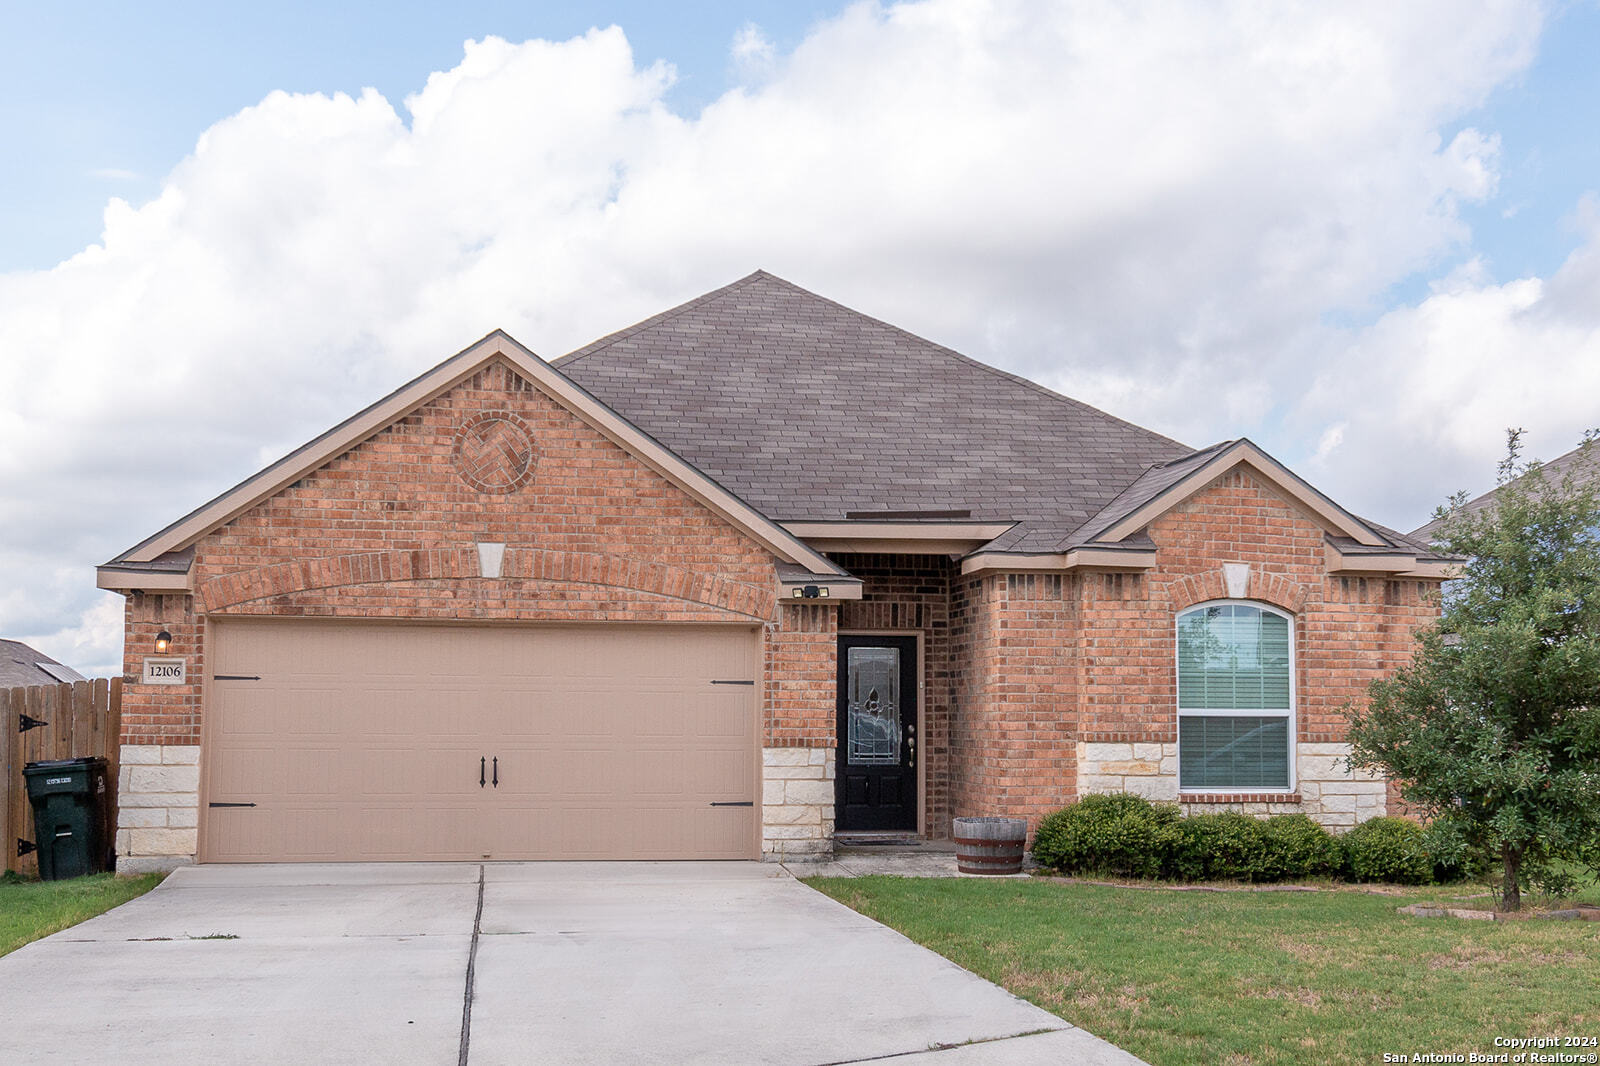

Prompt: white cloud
xmin=731 ymin=22 xmax=777 ymax=84
xmin=1314 ymin=422 xmax=1347 ymax=464
xmin=25 ymin=593 xmax=124 ymax=678
xmin=0 ymin=1 xmax=1560 ymax=674
xmin=1298 ymin=210 xmax=1600 ymax=528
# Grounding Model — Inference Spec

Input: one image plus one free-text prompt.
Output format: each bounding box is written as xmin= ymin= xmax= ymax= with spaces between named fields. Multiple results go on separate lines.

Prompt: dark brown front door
xmin=835 ymin=635 xmax=918 ymax=832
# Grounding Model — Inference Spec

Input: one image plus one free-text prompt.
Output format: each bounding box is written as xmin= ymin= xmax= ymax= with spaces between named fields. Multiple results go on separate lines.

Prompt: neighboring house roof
xmin=101 ymin=271 xmax=1446 ymax=588
xmin=0 ymin=640 xmax=87 ymax=688
xmin=1410 ymin=440 xmax=1600 ymax=543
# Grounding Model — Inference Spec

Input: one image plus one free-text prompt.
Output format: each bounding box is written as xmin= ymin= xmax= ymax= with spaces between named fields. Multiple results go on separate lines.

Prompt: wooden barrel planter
xmin=952 ymin=816 xmax=1027 ymax=875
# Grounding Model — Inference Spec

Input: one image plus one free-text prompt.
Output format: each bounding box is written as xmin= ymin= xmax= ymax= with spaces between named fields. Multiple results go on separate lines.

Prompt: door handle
xmin=480 ymin=756 xmax=486 ymax=788
xmin=492 ymin=756 xmax=499 ymax=788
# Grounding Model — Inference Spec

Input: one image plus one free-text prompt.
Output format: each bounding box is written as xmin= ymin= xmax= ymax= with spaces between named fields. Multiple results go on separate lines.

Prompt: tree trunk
xmin=1499 ymin=843 xmax=1522 ymax=912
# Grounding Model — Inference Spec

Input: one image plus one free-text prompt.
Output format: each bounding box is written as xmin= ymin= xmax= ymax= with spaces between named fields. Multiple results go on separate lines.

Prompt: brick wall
xmin=121 ymin=593 xmax=203 ymax=746
xmin=830 ymin=553 xmax=954 ymax=837
xmin=949 ymin=468 xmax=1441 ymax=833
xmin=120 ymin=359 xmax=786 ymax=748
xmin=762 ymin=603 xmax=837 ymax=746
xmin=1073 ymin=469 xmax=1441 ymax=827
xmin=1148 ymin=470 xmax=1438 ymax=759
xmin=949 ymin=572 xmax=1079 ymax=832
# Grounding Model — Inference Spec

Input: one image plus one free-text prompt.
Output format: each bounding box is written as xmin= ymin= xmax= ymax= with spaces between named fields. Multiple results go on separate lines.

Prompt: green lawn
xmin=807 ymin=876 xmax=1600 ymax=1066
xmin=0 ymin=872 xmax=164 ymax=958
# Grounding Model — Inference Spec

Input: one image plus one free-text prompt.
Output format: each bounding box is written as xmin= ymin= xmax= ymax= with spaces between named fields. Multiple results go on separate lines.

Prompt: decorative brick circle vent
xmin=452 ymin=411 xmax=536 ymax=493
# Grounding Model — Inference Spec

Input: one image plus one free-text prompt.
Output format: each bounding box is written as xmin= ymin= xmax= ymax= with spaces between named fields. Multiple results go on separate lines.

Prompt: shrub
xmin=1342 ymin=817 xmax=1433 ymax=884
xmin=1162 ymin=812 xmax=1268 ymax=881
xmin=1032 ymin=800 xmax=1438 ymax=886
xmin=1031 ymin=793 xmax=1178 ymax=877
xmin=1255 ymin=814 xmax=1344 ymax=882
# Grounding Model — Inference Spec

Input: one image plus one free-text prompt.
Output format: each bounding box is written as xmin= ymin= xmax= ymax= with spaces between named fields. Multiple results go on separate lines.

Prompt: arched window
xmin=1176 ymin=602 xmax=1294 ymax=791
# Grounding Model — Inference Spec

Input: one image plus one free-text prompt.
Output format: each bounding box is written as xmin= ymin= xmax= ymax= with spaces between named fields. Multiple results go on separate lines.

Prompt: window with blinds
xmin=1176 ymin=603 xmax=1292 ymax=790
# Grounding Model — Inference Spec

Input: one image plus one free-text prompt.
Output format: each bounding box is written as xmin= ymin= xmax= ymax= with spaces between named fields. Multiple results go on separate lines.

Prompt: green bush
xmin=1342 ymin=817 xmax=1433 ymax=884
xmin=1032 ymin=799 xmax=1433 ymax=885
xmin=1256 ymin=814 xmax=1345 ymax=882
xmin=1031 ymin=793 xmax=1178 ymax=877
xmin=1162 ymin=812 xmax=1267 ymax=881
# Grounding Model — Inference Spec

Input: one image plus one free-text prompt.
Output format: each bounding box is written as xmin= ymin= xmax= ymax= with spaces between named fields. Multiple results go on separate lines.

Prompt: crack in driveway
xmin=812 ymin=1027 xmax=1072 ymax=1064
xmin=457 ymin=864 xmax=485 ymax=1066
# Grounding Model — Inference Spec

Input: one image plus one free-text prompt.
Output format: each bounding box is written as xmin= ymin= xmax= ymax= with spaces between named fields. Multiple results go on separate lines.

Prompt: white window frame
xmin=1175 ymin=599 xmax=1297 ymax=794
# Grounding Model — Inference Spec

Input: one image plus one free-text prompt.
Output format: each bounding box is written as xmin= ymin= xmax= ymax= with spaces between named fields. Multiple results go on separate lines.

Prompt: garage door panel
xmin=698 ymin=698 xmax=753 ymax=739
xmin=285 ymin=749 xmax=341 ymax=796
xmin=204 ymin=622 xmax=758 ymax=862
xmin=210 ymin=746 xmax=279 ymax=797
xmin=218 ymin=689 xmax=281 ymax=735
xmin=631 ymin=749 xmax=690 ymax=797
xmin=636 ymin=695 xmax=689 ymax=738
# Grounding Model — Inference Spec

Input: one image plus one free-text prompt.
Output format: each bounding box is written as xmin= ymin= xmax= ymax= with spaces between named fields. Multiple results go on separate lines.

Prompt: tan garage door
xmin=202 ymin=621 xmax=759 ymax=862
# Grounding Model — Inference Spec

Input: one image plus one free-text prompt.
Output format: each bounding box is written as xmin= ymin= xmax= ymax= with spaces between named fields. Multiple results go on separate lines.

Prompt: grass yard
xmin=807 ymin=875 xmax=1600 ymax=1066
xmin=0 ymin=872 xmax=164 ymax=958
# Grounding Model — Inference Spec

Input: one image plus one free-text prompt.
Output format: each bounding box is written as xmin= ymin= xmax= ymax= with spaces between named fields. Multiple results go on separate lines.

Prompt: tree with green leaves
xmin=1347 ymin=430 xmax=1600 ymax=910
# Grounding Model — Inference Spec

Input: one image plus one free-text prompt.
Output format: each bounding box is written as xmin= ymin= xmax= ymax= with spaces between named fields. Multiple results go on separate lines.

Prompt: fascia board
xmin=96 ymin=568 xmax=193 ymax=593
xmin=959 ymin=547 xmax=1156 ymax=576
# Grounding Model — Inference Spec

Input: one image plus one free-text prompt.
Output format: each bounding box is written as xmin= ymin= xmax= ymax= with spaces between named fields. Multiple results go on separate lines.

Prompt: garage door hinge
xmin=709 ymin=801 xmax=754 ymax=807
xmin=213 ymin=675 xmax=261 ymax=681
xmin=709 ymin=679 xmax=755 ymax=686
xmin=207 ymin=802 xmax=257 ymax=808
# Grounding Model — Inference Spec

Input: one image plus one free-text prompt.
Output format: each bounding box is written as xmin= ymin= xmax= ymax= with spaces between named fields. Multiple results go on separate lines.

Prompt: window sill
xmin=1179 ymin=792 xmax=1301 ymax=804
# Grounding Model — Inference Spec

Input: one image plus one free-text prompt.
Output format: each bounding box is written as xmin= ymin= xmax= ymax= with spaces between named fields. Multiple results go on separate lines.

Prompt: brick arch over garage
xmin=1163 ymin=568 xmax=1312 ymax=615
xmin=198 ymin=547 xmax=779 ymax=621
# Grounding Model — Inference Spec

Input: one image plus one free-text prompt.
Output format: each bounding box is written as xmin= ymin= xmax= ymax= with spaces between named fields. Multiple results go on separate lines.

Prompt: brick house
xmin=97 ymin=272 xmax=1450 ymax=873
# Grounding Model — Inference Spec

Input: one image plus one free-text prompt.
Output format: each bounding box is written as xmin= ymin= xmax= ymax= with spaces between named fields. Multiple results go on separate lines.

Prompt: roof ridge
xmin=578 ymin=270 xmax=1193 ymax=452
xmin=1156 ymin=439 xmax=1233 ymax=467
xmin=554 ymin=271 xmax=772 ymax=367
xmin=768 ymin=274 xmax=1192 ymax=452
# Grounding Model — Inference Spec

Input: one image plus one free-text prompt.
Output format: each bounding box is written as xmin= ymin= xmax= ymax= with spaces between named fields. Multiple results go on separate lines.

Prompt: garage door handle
xmin=480 ymin=756 xmax=486 ymax=788
xmin=492 ymin=756 xmax=499 ymax=788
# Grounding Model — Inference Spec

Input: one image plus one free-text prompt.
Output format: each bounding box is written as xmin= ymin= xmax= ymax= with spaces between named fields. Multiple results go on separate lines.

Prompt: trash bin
xmin=23 ymin=757 xmax=113 ymax=880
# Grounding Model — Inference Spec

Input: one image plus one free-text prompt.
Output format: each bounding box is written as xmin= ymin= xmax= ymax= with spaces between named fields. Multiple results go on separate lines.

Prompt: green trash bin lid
xmin=24 ymin=758 xmax=93 ymax=772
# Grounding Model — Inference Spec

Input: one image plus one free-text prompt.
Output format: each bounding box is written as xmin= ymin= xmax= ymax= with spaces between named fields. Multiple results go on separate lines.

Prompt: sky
xmin=3 ymin=0 xmax=1599 ymax=677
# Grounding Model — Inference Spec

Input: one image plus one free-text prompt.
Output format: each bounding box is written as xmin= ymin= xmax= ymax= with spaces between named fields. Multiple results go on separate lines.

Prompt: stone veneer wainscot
xmin=761 ymin=747 xmax=835 ymax=861
xmin=115 ymin=744 xmax=201 ymax=874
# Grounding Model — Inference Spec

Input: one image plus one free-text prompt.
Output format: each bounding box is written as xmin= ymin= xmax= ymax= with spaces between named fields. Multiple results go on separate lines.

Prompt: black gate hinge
xmin=17 ymin=839 xmax=36 ymax=857
xmin=18 ymin=713 xmax=48 ymax=733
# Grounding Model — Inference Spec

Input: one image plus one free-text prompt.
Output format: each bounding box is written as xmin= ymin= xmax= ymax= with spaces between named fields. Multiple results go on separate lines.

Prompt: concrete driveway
xmin=0 ymin=863 xmax=1144 ymax=1065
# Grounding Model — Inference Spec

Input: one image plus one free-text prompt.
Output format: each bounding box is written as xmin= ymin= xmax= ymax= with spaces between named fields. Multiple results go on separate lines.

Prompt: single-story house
xmin=0 ymin=639 xmax=88 ymax=688
xmin=98 ymin=272 xmax=1451 ymax=872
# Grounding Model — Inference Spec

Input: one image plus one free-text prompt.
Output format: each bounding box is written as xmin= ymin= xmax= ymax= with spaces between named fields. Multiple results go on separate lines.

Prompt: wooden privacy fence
xmin=2 ymin=679 xmax=121 ymax=876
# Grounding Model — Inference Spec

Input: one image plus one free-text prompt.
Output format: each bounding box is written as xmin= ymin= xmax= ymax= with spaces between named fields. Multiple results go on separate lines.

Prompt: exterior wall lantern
xmin=154 ymin=629 xmax=172 ymax=654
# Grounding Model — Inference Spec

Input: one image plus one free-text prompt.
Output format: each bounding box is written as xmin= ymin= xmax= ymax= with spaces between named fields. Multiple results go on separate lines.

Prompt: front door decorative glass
xmin=846 ymin=647 xmax=901 ymax=766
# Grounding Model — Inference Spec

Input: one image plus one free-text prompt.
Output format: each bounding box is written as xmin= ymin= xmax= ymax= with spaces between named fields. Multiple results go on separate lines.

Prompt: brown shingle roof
xmin=1411 ymin=441 xmax=1600 ymax=542
xmin=557 ymin=271 xmax=1194 ymax=549
xmin=1 ymin=639 xmax=87 ymax=688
